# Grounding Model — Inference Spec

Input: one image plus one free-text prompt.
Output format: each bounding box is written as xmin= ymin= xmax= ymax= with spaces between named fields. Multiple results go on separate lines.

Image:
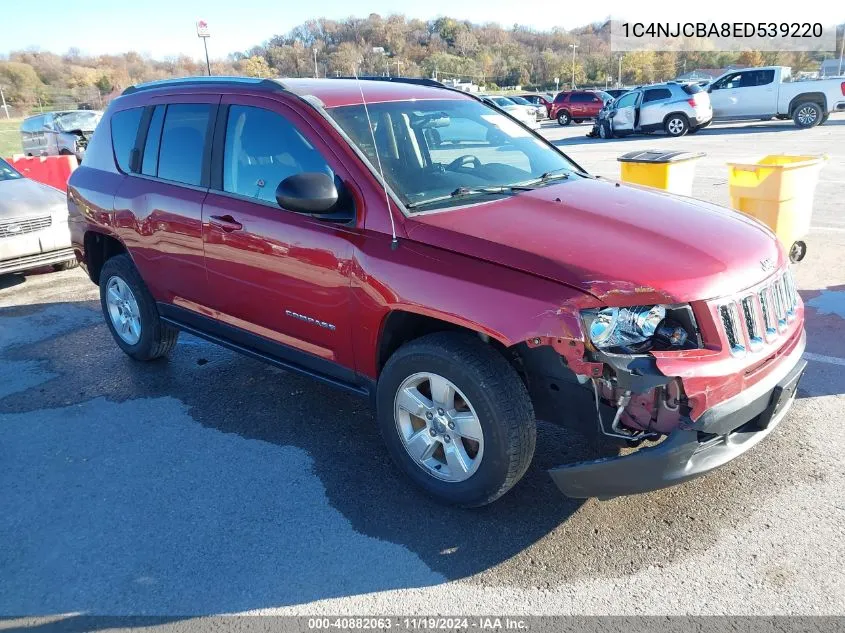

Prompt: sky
xmin=0 ymin=0 xmax=842 ymax=60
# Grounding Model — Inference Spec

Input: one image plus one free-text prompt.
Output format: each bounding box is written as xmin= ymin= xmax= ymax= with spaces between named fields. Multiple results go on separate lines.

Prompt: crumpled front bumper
xmin=549 ymin=330 xmax=806 ymax=500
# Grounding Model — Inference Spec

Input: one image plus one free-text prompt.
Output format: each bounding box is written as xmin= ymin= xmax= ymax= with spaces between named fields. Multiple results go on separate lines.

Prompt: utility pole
xmin=313 ymin=47 xmax=318 ymax=78
xmin=396 ymin=60 xmax=402 ymax=77
xmin=617 ymin=55 xmax=623 ymax=88
xmin=0 ymin=86 xmax=9 ymax=120
xmin=839 ymin=25 xmax=844 ymax=76
xmin=569 ymin=43 xmax=578 ymax=88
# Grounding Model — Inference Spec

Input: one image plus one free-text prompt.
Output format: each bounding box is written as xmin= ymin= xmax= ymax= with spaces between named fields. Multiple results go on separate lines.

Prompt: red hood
xmin=405 ymin=177 xmax=785 ymax=305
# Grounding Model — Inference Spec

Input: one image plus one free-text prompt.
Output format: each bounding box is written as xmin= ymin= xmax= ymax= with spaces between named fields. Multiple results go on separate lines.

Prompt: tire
xmin=59 ymin=149 xmax=74 ymax=155
xmin=376 ymin=332 xmax=536 ymax=507
xmin=99 ymin=254 xmax=179 ymax=361
xmin=687 ymin=126 xmax=699 ymax=134
xmin=793 ymin=102 xmax=822 ymax=128
xmin=557 ymin=110 xmax=571 ymax=126
xmin=819 ymin=113 xmax=829 ymax=126
xmin=598 ymin=120 xmax=612 ymax=139
xmin=572 ymin=118 xmax=583 ymax=124
xmin=664 ymin=114 xmax=689 ymax=137
xmin=52 ymin=259 xmax=79 ymax=271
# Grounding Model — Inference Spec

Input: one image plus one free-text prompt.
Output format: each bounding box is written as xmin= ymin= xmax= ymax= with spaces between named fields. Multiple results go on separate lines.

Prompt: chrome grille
xmin=0 ymin=216 xmax=52 ymax=239
xmin=717 ymin=268 xmax=799 ymax=357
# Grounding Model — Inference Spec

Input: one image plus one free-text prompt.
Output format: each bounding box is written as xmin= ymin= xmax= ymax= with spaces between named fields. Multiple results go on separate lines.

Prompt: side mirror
xmin=275 ymin=172 xmax=352 ymax=221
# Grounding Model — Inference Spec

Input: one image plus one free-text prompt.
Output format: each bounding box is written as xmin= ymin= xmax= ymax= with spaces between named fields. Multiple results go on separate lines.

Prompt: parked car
xmin=549 ymin=90 xmax=613 ymax=125
xmin=517 ymin=93 xmax=552 ymax=118
xmin=20 ymin=110 xmax=103 ymax=162
xmin=603 ymin=82 xmax=713 ymax=137
xmin=68 ymin=77 xmax=805 ymax=507
xmin=0 ymin=157 xmax=77 ymax=275
xmin=707 ymin=66 xmax=845 ymax=127
xmin=507 ymin=95 xmax=545 ymax=121
xmin=478 ymin=95 xmax=540 ymax=129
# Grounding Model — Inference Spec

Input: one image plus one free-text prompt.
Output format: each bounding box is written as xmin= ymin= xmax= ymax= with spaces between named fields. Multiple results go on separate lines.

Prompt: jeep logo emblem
xmin=760 ymin=257 xmax=775 ymax=272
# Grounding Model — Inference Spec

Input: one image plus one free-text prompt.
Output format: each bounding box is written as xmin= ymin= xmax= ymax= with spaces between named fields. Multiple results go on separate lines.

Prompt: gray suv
xmin=20 ymin=110 xmax=102 ymax=162
xmin=604 ymin=82 xmax=712 ymax=137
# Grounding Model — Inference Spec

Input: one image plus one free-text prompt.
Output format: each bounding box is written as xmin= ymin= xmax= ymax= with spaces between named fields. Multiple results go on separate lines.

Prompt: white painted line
xmin=804 ymin=352 xmax=845 ymax=367
xmin=811 ymin=225 xmax=845 ymax=233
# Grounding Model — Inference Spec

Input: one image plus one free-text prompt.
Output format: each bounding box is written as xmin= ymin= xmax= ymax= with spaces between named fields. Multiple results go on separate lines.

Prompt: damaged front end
xmin=521 ymin=292 xmax=806 ymax=500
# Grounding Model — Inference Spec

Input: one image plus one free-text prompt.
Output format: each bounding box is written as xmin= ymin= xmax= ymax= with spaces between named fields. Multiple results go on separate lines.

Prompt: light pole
xmin=569 ymin=43 xmax=578 ymax=88
xmin=839 ymin=25 xmax=844 ymax=76
xmin=617 ymin=55 xmax=623 ymax=88
xmin=313 ymin=47 xmax=318 ymax=78
xmin=0 ymin=85 xmax=9 ymax=120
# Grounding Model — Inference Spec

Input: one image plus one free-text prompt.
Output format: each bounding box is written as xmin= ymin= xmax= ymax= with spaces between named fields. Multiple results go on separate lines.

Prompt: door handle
xmin=209 ymin=214 xmax=243 ymax=232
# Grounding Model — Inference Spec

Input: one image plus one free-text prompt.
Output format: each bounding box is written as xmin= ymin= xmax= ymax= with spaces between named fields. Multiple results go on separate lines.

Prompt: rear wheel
xmin=99 ymin=254 xmax=179 ymax=361
xmin=793 ymin=102 xmax=822 ymax=128
xmin=664 ymin=114 xmax=689 ymax=137
xmin=573 ymin=118 xmax=583 ymax=124
xmin=557 ymin=110 xmax=571 ymax=126
xmin=819 ymin=113 xmax=830 ymax=126
xmin=377 ymin=332 xmax=536 ymax=507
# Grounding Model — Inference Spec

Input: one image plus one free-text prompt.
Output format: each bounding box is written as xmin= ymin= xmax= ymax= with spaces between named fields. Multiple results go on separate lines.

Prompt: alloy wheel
xmin=667 ymin=118 xmax=685 ymax=135
xmin=797 ymin=106 xmax=818 ymax=126
xmin=393 ymin=372 xmax=484 ymax=482
xmin=105 ymin=275 xmax=142 ymax=345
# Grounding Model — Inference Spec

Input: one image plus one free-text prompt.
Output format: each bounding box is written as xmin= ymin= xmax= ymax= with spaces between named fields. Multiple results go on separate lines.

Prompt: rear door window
xmin=110 ymin=107 xmax=143 ymax=174
xmin=157 ymin=104 xmax=212 ymax=186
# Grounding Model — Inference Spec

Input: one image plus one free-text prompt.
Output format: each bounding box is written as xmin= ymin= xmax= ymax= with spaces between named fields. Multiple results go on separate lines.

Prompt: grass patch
xmin=0 ymin=118 xmax=23 ymax=158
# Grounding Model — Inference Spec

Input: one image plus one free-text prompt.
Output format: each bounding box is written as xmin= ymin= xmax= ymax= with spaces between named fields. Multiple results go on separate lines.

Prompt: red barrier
xmin=4 ymin=154 xmax=77 ymax=192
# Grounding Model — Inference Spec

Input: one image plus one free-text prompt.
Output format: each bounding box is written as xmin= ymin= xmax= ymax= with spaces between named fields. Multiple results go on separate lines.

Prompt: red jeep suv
xmin=68 ymin=76 xmax=806 ymax=507
xmin=550 ymin=90 xmax=612 ymax=125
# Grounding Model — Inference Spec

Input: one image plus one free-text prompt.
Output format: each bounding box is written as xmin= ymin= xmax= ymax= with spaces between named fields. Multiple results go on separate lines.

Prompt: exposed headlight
xmin=583 ymin=305 xmax=667 ymax=351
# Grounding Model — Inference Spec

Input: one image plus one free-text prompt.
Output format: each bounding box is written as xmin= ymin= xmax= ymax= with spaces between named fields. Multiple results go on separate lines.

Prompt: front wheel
xmin=377 ymin=332 xmax=536 ymax=507
xmin=664 ymin=114 xmax=689 ymax=137
xmin=793 ymin=102 xmax=822 ymax=128
xmin=557 ymin=111 xmax=571 ymax=126
xmin=99 ymin=254 xmax=179 ymax=361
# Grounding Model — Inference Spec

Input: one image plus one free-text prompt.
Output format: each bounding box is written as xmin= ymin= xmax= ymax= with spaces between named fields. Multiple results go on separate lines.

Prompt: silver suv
xmin=20 ymin=110 xmax=102 ymax=162
xmin=604 ymin=82 xmax=712 ymax=137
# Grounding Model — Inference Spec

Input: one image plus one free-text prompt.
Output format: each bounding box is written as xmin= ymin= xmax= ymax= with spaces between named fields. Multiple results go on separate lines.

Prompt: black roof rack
xmin=332 ymin=76 xmax=445 ymax=88
xmin=122 ymin=76 xmax=285 ymax=96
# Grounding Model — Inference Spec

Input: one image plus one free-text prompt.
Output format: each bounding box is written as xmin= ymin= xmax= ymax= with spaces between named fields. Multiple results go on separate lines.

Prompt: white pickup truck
xmin=706 ymin=66 xmax=845 ymax=128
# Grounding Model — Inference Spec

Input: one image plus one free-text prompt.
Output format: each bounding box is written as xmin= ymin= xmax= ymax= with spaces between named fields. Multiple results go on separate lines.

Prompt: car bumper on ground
xmin=549 ymin=330 xmax=806 ymax=500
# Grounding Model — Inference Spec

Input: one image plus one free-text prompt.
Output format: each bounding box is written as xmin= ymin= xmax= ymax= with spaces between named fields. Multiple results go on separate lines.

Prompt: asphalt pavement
xmin=1 ymin=117 xmax=843 ymax=625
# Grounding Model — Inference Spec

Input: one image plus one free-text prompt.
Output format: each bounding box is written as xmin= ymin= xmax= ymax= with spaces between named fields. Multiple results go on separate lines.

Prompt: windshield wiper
xmin=405 ymin=184 xmax=535 ymax=210
xmin=520 ymin=168 xmax=573 ymax=187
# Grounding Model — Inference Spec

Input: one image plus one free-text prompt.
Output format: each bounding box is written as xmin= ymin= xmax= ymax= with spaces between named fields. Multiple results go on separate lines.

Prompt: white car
xmin=480 ymin=96 xmax=541 ymax=129
xmin=707 ymin=66 xmax=845 ymax=127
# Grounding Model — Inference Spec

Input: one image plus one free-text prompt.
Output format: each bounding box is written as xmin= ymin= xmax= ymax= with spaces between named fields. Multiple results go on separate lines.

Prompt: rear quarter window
xmin=110 ymin=107 xmax=143 ymax=174
xmin=643 ymin=88 xmax=672 ymax=103
xmin=682 ymin=83 xmax=705 ymax=95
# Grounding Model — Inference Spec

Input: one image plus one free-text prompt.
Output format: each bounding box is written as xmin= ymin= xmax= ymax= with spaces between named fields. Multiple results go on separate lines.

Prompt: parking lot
xmin=1 ymin=118 xmax=844 ymax=621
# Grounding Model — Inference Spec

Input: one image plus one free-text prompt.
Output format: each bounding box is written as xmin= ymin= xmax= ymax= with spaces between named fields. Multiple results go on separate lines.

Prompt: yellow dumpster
xmin=727 ymin=154 xmax=828 ymax=262
xmin=618 ymin=150 xmax=705 ymax=196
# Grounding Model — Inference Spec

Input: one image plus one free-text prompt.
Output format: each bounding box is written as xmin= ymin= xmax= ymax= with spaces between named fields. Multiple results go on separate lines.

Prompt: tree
xmin=737 ymin=50 xmax=764 ymax=67
xmin=0 ymin=61 xmax=44 ymax=105
xmin=95 ymin=75 xmax=113 ymax=95
xmin=240 ymin=55 xmax=272 ymax=78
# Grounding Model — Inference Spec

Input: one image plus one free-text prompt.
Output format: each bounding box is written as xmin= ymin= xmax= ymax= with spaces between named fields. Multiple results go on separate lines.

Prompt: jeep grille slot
xmin=719 ymin=303 xmax=745 ymax=356
xmin=741 ymin=296 xmax=763 ymax=350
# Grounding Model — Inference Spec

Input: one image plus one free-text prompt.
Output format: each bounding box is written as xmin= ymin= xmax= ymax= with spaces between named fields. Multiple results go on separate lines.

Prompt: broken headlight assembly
xmin=581 ymin=305 xmax=698 ymax=354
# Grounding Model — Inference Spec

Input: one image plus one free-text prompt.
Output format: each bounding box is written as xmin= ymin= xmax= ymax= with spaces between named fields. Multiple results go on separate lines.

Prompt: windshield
xmin=0 ymin=158 xmax=23 ymax=181
xmin=509 ymin=96 xmax=531 ymax=106
xmin=492 ymin=97 xmax=515 ymax=107
xmin=597 ymin=91 xmax=613 ymax=102
xmin=54 ymin=111 xmax=101 ymax=132
xmin=327 ymin=98 xmax=580 ymax=212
